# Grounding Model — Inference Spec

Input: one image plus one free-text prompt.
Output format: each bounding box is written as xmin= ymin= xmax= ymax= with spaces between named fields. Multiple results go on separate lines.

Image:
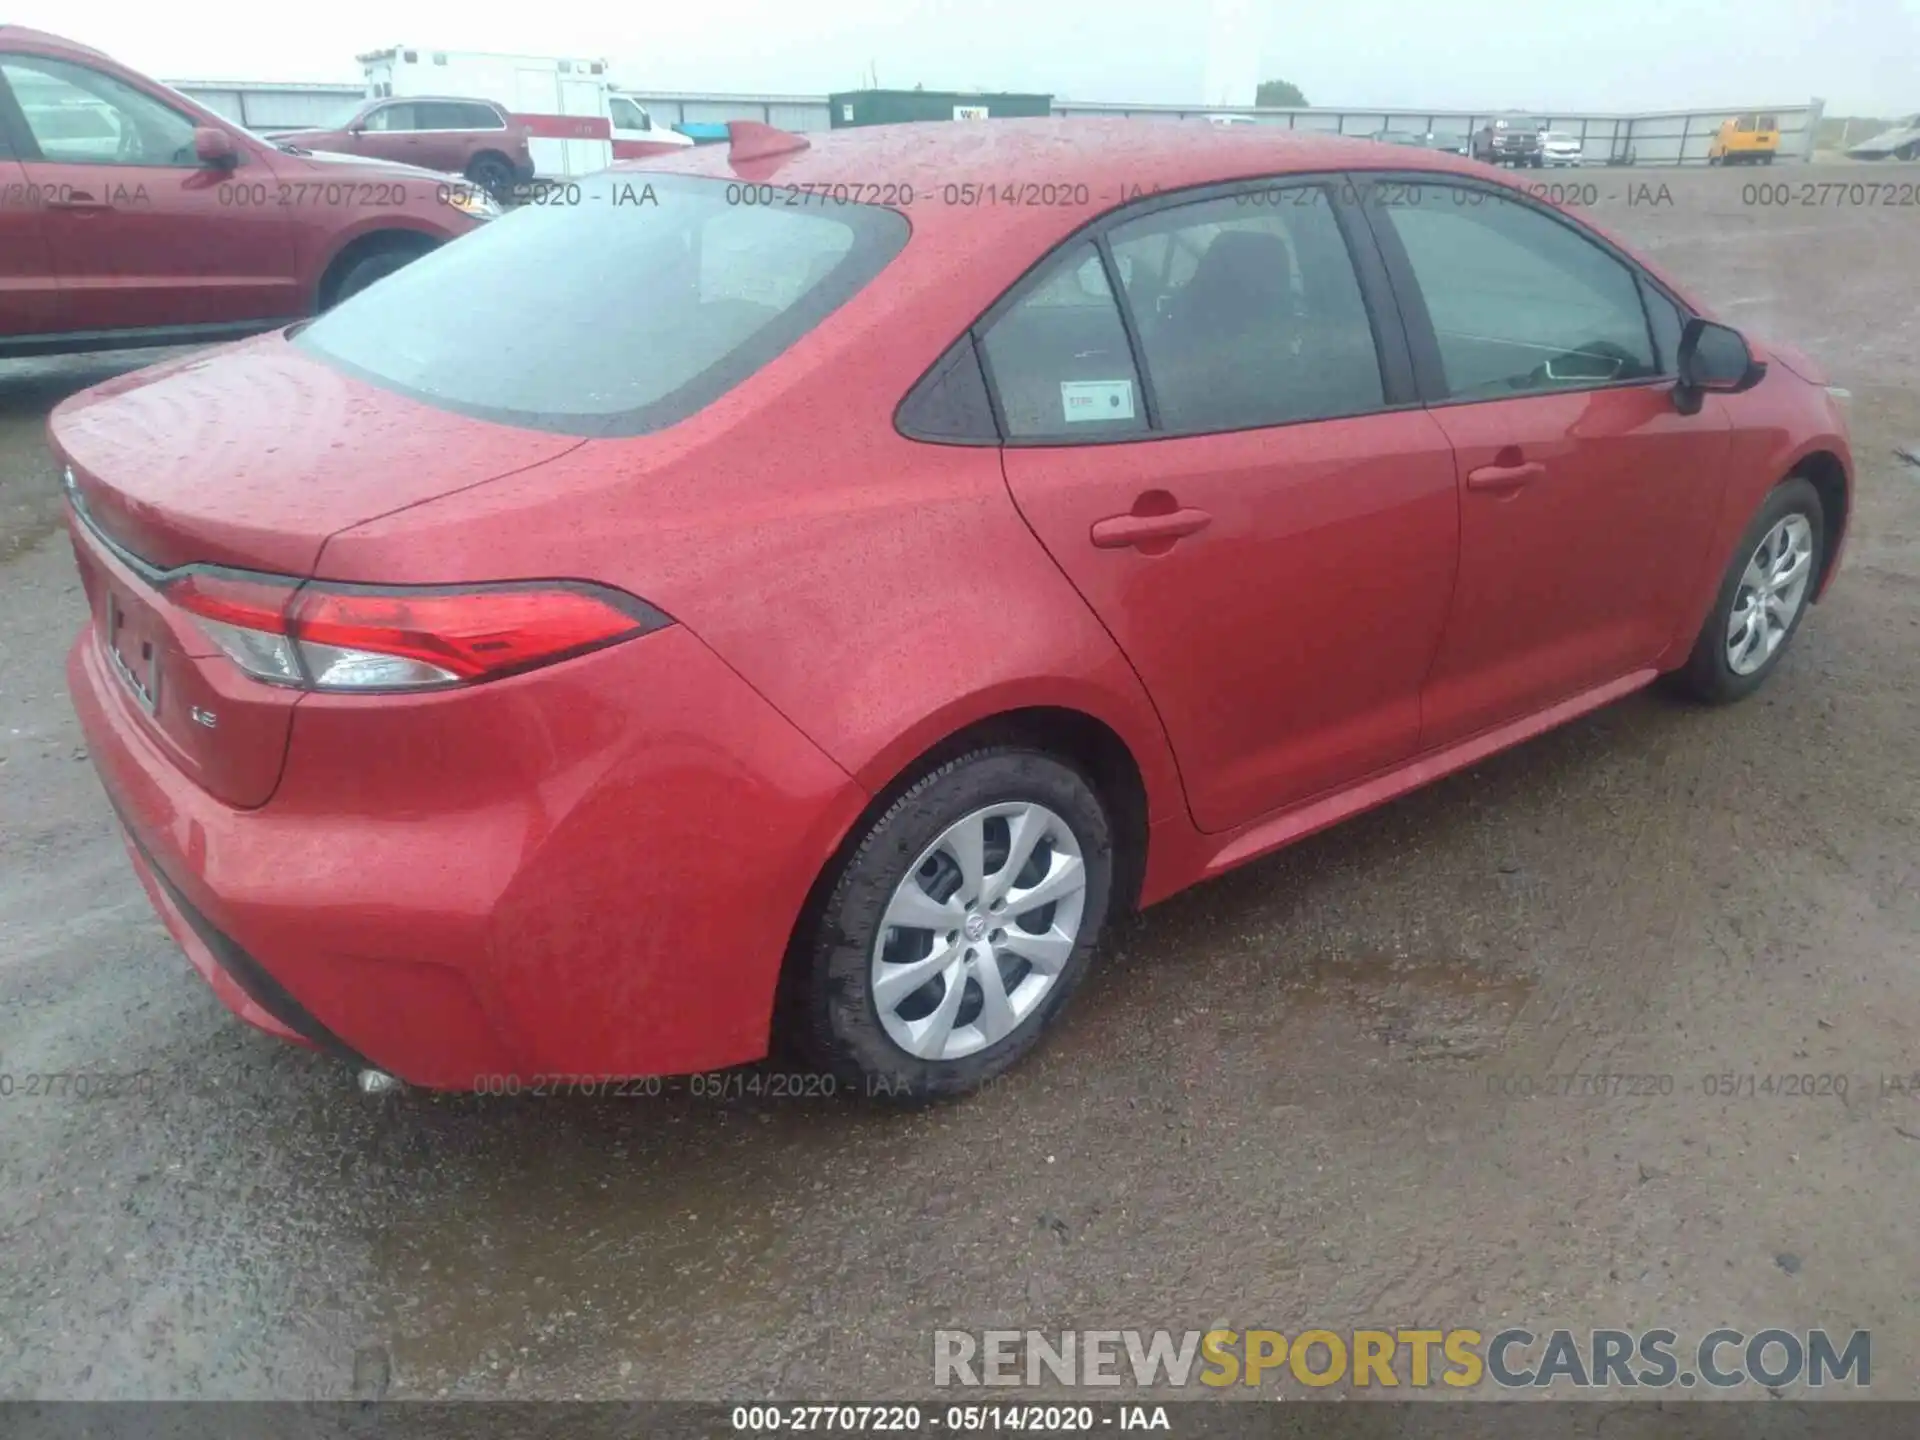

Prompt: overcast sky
xmin=15 ymin=0 xmax=1920 ymax=115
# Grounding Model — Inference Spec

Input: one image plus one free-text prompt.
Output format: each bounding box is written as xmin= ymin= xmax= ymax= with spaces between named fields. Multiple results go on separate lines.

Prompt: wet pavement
xmin=2 ymin=163 xmax=1917 ymax=1400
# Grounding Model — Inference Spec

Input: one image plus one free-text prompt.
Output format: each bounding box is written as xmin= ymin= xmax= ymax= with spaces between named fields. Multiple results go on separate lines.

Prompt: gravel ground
xmin=1 ymin=161 xmax=1916 ymax=1402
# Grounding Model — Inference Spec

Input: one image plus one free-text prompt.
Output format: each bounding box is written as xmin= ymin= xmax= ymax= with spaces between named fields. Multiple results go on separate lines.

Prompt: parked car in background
xmin=1540 ymin=130 xmax=1583 ymax=166
xmin=54 ymin=119 xmax=1851 ymax=1102
xmin=0 ymin=26 xmax=494 ymax=358
xmin=1708 ymin=113 xmax=1779 ymax=166
xmin=1204 ymin=113 xmax=1258 ymax=127
xmin=1472 ymin=113 xmax=1543 ymax=166
xmin=359 ymin=46 xmax=688 ymax=178
xmin=1845 ymin=114 xmax=1920 ymax=161
xmin=271 ymin=96 xmax=534 ymax=200
xmin=1370 ymin=129 xmax=1469 ymax=154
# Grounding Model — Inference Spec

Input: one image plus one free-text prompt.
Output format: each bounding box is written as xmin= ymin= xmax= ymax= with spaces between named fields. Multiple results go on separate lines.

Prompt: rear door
xmin=1358 ymin=176 xmax=1732 ymax=749
xmin=0 ymin=49 xmax=300 ymax=333
xmin=991 ymin=180 xmax=1460 ymax=833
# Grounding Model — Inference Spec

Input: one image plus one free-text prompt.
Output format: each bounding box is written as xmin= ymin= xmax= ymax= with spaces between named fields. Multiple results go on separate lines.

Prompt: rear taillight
xmin=163 ymin=572 xmax=668 ymax=692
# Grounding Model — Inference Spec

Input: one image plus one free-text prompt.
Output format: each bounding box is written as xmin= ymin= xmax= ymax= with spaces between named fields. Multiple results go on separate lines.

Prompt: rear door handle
xmin=1465 ymin=460 xmax=1545 ymax=492
xmin=1090 ymin=507 xmax=1213 ymax=550
xmin=44 ymin=192 xmax=108 ymax=212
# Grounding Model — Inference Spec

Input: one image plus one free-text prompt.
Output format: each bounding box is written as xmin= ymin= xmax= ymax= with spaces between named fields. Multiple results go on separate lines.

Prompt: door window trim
xmin=896 ymin=169 xmax=1423 ymax=449
xmin=1348 ymin=170 xmax=1697 ymax=409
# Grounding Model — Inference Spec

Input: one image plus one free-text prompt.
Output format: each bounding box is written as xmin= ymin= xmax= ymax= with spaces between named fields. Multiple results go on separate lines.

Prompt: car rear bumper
xmin=67 ymin=616 xmax=868 ymax=1090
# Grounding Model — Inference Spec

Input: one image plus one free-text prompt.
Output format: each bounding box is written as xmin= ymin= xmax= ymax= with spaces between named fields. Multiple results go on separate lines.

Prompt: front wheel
xmin=788 ymin=748 xmax=1115 ymax=1102
xmin=466 ymin=153 xmax=517 ymax=203
xmin=1670 ymin=477 xmax=1824 ymax=704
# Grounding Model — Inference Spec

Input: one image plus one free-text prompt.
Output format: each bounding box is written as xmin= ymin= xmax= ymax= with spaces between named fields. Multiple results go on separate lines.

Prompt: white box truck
xmin=358 ymin=46 xmax=689 ymax=179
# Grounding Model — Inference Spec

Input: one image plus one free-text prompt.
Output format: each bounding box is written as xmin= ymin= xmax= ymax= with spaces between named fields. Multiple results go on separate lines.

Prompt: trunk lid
xmin=51 ymin=332 xmax=583 ymax=576
xmin=54 ymin=333 xmax=583 ymax=810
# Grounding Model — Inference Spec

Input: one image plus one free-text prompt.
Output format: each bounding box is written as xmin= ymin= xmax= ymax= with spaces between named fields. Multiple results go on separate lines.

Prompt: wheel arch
xmin=314 ymin=227 xmax=441 ymax=310
xmin=770 ymin=701 xmax=1159 ymax=1056
xmin=1790 ymin=448 xmax=1849 ymax=601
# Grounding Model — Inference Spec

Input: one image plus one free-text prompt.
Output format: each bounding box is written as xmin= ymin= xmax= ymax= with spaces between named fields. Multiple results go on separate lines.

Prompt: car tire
xmin=1896 ymin=142 xmax=1918 ymax=162
xmin=1708 ymin=154 xmax=1721 ymax=166
xmin=787 ymin=747 xmax=1115 ymax=1103
xmin=466 ymin=154 xmax=516 ymax=203
xmin=327 ymin=243 xmax=433 ymax=308
xmin=1670 ymin=477 xmax=1824 ymax=705
xmin=1762 ymin=153 xmax=1775 ymax=165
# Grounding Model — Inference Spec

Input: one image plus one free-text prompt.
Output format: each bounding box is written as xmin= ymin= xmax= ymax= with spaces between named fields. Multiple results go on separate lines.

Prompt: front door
xmin=0 ymin=50 xmax=299 ymax=332
xmin=1361 ymin=178 xmax=1733 ymax=748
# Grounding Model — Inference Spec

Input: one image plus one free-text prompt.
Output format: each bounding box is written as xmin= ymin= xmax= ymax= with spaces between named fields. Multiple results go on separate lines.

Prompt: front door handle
xmin=1090 ymin=506 xmax=1212 ymax=550
xmin=44 ymin=191 xmax=108 ymax=211
xmin=1465 ymin=460 xmax=1545 ymax=492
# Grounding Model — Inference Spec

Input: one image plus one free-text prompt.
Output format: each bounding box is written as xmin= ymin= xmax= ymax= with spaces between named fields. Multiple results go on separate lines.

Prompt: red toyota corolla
xmin=54 ymin=119 xmax=1851 ymax=1101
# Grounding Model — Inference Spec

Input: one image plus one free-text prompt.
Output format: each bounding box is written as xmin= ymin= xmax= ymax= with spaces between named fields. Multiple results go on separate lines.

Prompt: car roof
xmin=0 ymin=25 xmax=111 ymax=60
xmin=366 ymin=95 xmax=503 ymax=108
xmin=619 ymin=115 xmax=1491 ymax=233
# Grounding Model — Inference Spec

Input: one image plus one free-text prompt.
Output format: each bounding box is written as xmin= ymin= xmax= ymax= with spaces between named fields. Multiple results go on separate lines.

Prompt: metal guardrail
xmin=170 ymin=80 xmax=1824 ymax=164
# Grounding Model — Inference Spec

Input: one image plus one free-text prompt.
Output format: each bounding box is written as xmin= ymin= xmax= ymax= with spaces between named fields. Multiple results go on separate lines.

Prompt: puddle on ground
xmin=1274 ymin=954 xmax=1537 ymax=1061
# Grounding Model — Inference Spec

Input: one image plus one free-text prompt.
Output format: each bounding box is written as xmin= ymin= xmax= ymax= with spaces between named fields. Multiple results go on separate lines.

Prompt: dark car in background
xmin=1473 ymin=113 xmax=1544 ymax=167
xmin=271 ymin=97 xmax=535 ymax=200
xmin=0 ymin=26 xmax=496 ymax=358
xmin=1371 ymin=129 xmax=1469 ymax=155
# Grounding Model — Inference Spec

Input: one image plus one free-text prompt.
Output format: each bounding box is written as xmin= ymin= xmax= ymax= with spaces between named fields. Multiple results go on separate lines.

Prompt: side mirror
xmin=1675 ymin=317 xmax=1764 ymax=412
xmin=347 ymin=122 xmax=367 ymax=136
xmin=193 ymin=126 xmax=238 ymax=168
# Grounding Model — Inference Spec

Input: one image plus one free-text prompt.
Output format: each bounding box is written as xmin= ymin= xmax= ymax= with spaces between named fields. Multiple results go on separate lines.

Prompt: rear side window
xmin=978 ymin=244 xmax=1147 ymax=440
xmin=295 ymin=174 xmax=909 ymax=437
xmin=457 ymin=102 xmax=504 ymax=129
xmin=414 ymin=101 xmax=476 ymax=130
xmin=1107 ymin=189 xmax=1384 ymax=432
xmin=1377 ymin=188 xmax=1658 ymax=399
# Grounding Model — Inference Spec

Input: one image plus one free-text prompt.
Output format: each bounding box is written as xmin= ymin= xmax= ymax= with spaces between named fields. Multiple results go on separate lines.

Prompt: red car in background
xmin=0 ymin=26 xmax=496 ymax=359
xmin=52 ymin=119 xmax=1851 ymax=1103
xmin=269 ymin=96 xmax=536 ymax=202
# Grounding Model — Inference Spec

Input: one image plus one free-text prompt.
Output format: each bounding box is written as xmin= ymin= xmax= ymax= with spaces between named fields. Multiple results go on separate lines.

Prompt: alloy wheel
xmin=870 ymin=802 xmax=1088 ymax=1062
xmin=1726 ymin=513 xmax=1814 ymax=675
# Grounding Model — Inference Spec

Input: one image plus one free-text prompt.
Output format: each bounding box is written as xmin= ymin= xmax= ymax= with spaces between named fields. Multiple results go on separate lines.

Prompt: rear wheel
xmin=1896 ymin=141 xmax=1919 ymax=161
xmin=789 ymin=748 xmax=1115 ymax=1102
xmin=1671 ymin=477 xmax=1823 ymax=704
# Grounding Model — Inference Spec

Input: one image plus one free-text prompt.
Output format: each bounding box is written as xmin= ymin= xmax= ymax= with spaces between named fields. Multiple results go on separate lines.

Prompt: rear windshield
xmin=294 ymin=174 xmax=910 ymax=436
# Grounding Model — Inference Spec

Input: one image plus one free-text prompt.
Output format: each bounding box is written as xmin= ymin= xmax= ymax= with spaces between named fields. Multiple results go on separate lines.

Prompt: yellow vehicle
xmin=1708 ymin=113 xmax=1780 ymax=165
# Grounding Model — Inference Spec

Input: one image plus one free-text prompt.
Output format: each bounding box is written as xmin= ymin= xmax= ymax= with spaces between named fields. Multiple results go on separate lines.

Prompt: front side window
xmin=364 ymin=103 xmax=416 ymax=132
xmin=1107 ymin=188 xmax=1384 ymax=432
xmin=977 ymin=244 xmax=1147 ymax=440
xmin=1 ymin=54 xmax=197 ymax=166
xmin=296 ymin=174 xmax=909 ymax=436
xmin=610 ymin=98 xmax=651 ymax=131
xmin=1376 ymin=188 xmax=1658 ymax=399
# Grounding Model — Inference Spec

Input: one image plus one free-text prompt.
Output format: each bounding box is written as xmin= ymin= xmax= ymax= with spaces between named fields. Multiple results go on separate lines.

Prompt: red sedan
xmin=54 ymin=119 xmax=1852 ymax=1101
